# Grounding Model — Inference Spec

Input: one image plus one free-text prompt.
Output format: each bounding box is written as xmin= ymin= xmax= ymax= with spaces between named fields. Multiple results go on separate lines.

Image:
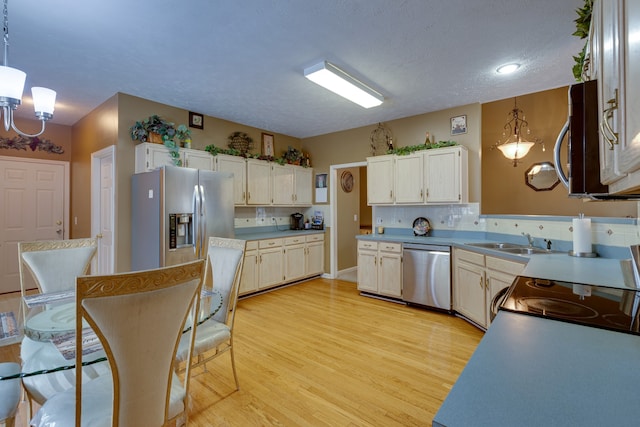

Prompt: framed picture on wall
xmin=261 ymin=133 xmax=274 ymax=157
xmin=450 ymin=115 xmax=467 ymax=135
xmin=189 ymin=111 xmax=204 ymax=129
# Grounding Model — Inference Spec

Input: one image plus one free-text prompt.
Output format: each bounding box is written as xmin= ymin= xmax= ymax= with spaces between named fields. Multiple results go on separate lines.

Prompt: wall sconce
xmin=304 ymin=61 xmax=383 ymax=108
xmin=492 ymin=98 xmax=543 ymax=167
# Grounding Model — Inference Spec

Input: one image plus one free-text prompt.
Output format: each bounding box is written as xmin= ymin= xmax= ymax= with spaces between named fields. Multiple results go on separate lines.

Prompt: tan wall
xmin=301 ymin=103 xmax=482 ymax=204
xmin=336 ymin=167 xmax=360 ymax=270
xmin=481 ymin=87 xmax=637 ymax=217
xmin=0 ymin=117 xmax=72 ymax=162
xmin=70 ymin=94 xmax=119 ymax=241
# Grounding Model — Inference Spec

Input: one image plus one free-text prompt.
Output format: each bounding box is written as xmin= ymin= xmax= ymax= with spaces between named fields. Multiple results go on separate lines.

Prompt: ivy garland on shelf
xmin=386 ymin=140 xmax=458 ymax=156
xmin=204 ymin=144 xmax=310 ymax=167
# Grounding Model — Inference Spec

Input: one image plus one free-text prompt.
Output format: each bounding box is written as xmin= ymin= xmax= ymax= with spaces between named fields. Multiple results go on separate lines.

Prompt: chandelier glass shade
xmin=1 ymin=0 xmax=56 ymax=137
xmin=492 ymin=98 xmax=542 ymax=167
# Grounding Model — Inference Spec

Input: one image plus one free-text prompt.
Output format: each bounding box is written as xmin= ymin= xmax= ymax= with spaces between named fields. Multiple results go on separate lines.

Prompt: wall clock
xmin=340 ymin=171 xmax=354 ymax=193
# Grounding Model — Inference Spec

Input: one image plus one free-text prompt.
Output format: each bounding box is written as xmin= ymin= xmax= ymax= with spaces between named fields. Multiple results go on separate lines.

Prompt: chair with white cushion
xmin=18 ymin=238 xmax=98 ymax=415
xmin=0 ymin=362 xmax=21 ymax=427
xmin=175 ymin=237 xmax=246 ymax=390
xmin=31 ymin=259 xmax=205 ymax=427
xmin=18 ymin=238 xmax=98 ymax=297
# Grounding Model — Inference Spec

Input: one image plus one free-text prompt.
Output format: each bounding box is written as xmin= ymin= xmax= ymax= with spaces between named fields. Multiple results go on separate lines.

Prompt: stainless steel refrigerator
xmin=131 ymin=166 xmax=234 ymax=271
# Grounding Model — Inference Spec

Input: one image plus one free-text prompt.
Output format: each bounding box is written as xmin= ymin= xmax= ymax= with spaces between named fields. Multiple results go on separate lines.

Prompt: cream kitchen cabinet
xmin=272 ymin=164 xmax=313 ymax=206
xmin=134 ymin=143 xmax=214 ymax=173
xmin=182 ymin=147 xmax=213 ymax=170
xmin=213 ymin=154 xmax=247 ymax=205
xmin=239 ymin=241 xmax=259 ymax=295
xmin=356 ymin=240 xmax=402 ymax=298
xmin=366 ymin=147 xmax=468 ymax=205
xmin=283 ymin=233 xmax=324 ymax=281
xmin=593 ymin=0 xmax=640 ymax=192
xmin=453 ymin=248 xmax=525 ymax=329
xmin=258 ymin=238 xmax=283 ymax=289
xmin=246 ymin=159 xmax=272 ymax=205
xmin=293 ymin=167 xmax=313 ymax=206
xmin=394 ymin=153 xmax=424 ymax=204
xmin=134 ymin=143 xmax=175 ymax=173
xmin=366 ymin=155 xmax=395 ymax=204
xmin=239 ymin=233 xmax=324 ymax=297
xmin=424 ymin=146 xmax=468 ymax=203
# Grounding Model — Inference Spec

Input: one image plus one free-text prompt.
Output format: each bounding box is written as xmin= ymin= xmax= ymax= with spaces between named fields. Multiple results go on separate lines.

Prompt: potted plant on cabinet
xmin=130 ymin=115 xmax=186 ymax=166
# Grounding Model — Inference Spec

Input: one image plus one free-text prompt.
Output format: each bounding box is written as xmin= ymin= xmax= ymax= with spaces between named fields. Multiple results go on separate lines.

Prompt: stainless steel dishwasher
xmin=402 ymin=243 xmax=451 ymax=311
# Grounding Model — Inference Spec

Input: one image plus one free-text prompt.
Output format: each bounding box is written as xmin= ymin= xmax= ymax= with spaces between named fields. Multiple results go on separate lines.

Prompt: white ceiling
xmin=9 ymin=0 xmax=584 ymax=138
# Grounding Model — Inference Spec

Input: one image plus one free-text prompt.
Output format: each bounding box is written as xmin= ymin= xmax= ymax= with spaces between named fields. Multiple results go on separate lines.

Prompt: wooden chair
xmin=175 ymin=237 xmax=246 ymax=390
xmin=30 ymin=259 xmax=205 ymax=427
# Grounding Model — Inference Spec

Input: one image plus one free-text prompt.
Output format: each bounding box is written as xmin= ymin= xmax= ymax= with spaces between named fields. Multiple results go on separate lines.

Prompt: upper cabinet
xmin=135 ymin=145 xmax=312 ymax=206
xmin=367 ymin=155 xmax=395 ymax=204
xmin=213 ymin=154 xmax=247 ymax=206
xmin=593 ymin=0 xmax=640 ymax=192
xmin=366 ymin=146 xmax=469 ymax=205
xmin=134 ymin=143 xmax=213 ymax=173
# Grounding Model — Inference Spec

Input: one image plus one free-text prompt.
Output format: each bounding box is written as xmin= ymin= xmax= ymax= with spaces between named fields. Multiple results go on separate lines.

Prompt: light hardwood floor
xmin=1 ymin=278 xmax=484 ymax=426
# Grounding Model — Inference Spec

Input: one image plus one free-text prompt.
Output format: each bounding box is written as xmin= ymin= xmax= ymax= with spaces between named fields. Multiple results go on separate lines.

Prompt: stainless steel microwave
xmin=554 ymin=80 xmax=640 ymax=200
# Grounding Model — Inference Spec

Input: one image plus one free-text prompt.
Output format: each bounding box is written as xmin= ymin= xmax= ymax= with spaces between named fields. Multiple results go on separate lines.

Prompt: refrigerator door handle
xmin=199 ymin=184 xmax=207 ymax=257
xmin=193 ymin=184 xmax=201 ymax=257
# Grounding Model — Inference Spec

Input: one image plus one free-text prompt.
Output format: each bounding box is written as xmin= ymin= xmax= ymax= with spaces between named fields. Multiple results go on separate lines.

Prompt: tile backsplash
xmin=372 ymin=203 xmax=640 ymax=257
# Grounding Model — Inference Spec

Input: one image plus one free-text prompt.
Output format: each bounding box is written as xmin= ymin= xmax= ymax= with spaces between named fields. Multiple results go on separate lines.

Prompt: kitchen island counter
xmin=433 ymin=310 xmax=640 ymax=427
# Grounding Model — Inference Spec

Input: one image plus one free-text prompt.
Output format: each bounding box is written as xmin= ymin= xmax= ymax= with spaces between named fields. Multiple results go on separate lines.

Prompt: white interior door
xmin=0 ymin=156 xmax=69 ymax=293
xmin=91 ymin=146 xmax=116 ymax=275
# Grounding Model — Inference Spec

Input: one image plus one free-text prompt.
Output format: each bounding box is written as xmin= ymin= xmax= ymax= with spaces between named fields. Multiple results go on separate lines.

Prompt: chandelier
xmin=0 ymin=0 xmax=56 ymax=137
xmin=492 ymin=98 xmax=543 ymax=167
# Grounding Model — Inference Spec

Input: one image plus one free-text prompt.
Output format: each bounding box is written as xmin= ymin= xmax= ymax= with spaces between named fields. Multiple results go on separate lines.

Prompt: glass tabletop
xmin=0 ymin=288 xmax=223 ymax=381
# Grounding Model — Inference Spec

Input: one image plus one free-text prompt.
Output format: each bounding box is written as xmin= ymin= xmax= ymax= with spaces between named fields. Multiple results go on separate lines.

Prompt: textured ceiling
xmin=9 ymin=0 xmax=584 ymax=138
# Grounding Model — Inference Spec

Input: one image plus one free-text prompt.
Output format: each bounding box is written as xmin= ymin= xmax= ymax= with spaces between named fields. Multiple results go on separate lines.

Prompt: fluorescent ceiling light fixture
xmin=304 ymin=61 xmax=383 ymax=108
xmin=496 ymin=63 xmax=521 ymax=74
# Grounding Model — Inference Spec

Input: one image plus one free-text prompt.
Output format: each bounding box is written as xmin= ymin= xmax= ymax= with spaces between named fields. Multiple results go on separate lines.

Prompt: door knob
xmin=96 ymin=233 xmax=103 ymax=239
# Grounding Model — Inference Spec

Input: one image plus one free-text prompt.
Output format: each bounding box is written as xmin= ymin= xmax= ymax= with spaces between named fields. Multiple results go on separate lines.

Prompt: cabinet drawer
xmin=259 ymin=238 xmax=283 ymax=249
xmin=358 ymin=240 xmax=378 ymax=251
xmin=306 ymin=233 xmax=324 ymax=243
xmin=486 ymin=256 xmax=525 ymax=276
xmin=245 ymin=241 xmax=259 ymax=251
xmin=378 ymin=242 xmax=401 ymax=253
xmin=284 ymin=236 xmax=305 ymax=246
xmin=455 ymin=249 xmax=485 ymax=266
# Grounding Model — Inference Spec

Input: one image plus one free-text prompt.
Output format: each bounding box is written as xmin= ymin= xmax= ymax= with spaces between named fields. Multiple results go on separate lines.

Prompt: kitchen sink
xmin=500 ymin=247 xmax=551 ymax=255
xmin=465 ymin=242 xmax=524 ymax=249
xmin=465 ymin=242 xmax=551 ymax=255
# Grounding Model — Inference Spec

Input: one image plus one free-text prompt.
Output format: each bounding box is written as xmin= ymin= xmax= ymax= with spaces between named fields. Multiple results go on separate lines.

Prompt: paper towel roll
xmin=572 ymin=217 xmax=592 ymax=254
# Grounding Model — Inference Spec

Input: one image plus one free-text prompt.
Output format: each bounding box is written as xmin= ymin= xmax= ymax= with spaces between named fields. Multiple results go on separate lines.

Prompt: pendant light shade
xmin=0 ymin=66 xmax=26 ymax=102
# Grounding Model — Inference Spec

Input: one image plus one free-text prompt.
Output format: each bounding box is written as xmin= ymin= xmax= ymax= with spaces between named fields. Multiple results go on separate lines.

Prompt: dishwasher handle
xmin=403 ymin=243 xmax=450 ymax=252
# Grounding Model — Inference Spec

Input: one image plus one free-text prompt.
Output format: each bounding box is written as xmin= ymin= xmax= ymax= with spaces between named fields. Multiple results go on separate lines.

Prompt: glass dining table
xmin=0 ymin=288 xmax=223 ymax=382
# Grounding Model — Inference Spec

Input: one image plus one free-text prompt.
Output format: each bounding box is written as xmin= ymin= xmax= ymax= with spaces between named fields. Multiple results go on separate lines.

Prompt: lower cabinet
xmin=453 ymin=248 xmax=525 ymax=329
xmin=357 ymin=240 xmax=402 ymax=298
xmin=239 ymin=233 xmax=324 ymax=296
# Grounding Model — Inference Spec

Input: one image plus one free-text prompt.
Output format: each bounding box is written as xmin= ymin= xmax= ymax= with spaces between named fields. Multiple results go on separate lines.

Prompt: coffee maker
xmin=290 ymin=213 xmax=304 ymax=230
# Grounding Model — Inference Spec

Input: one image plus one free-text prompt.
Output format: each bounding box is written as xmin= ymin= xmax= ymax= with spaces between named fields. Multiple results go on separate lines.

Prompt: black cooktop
xmin=500 ymin=276 xmax=640 ymax=335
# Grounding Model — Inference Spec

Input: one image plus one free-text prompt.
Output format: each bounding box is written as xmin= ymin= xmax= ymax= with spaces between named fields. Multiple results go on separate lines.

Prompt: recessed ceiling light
xmin=496 ymin=63 xmax=521 ymax=74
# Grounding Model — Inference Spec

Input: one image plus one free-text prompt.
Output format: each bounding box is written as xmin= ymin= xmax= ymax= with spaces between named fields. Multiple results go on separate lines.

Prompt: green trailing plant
xmin=130 ymin=115 xmax=190 ymax=166
xmin=387 ymin=140 xmax=458 ymax=156
xmin=572 ymin=0 xmax=593 ymax=81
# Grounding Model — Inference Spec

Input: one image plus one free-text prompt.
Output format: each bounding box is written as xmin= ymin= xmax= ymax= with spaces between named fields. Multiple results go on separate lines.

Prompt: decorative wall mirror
xmin=525 ymin=162 xmax=560 ymax=191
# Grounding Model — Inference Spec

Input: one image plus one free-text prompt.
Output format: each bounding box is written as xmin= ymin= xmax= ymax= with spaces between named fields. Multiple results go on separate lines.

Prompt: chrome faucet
xmin=522 ymin=232 xmax=534 ymax=247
